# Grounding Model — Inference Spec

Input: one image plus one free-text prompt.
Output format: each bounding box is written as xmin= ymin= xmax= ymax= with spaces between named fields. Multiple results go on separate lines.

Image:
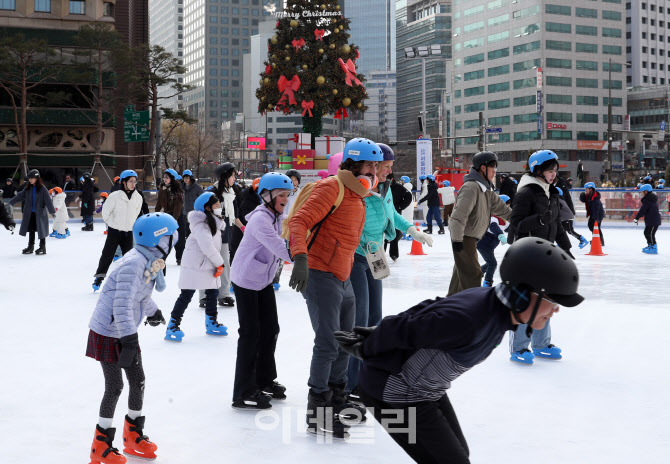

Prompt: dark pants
xmin=384 ymin=230 xmax=402 ymax=261
xmin=272 ymin=260 xmax=284 ymax=285
xmin=99 ymin=356 xmax=145 ymax=419
xmin=561 ymin=220 xmax=583 ymax=241
xmin=95 ymin=227 xmax=134 ymax=277
xmin=426 ymin=206 xmax=444 ymax=228
xmin=232 ymin=283 xmax=279 ymax=401
xmin=587 ymin=217 xmax=604 ymax=246
xmin=175 ymin=213 xmax=189 ymax=261
xmin=84 ymin=214 xmax=93 ymax=225
xmin=644 ymin=225 xmax=659 ymax=245
xmin=359 ymin=388 xmax=470 ymax=464
xmin=448 ymin=236 xmax=481 ymax=296
xmin=443 ymin=204 xmax=454 ymax=226
xmin=171 ymin=288 xmax=219 ymax=320
xmin=477 ymin=244 xmax=497 ymax=283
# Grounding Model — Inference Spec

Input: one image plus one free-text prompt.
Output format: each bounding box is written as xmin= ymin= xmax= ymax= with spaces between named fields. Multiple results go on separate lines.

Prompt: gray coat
xmin=8 ymin=184 xmax=55 ymax=239
xmin=183 ymin=181 xmax=204 ymax=214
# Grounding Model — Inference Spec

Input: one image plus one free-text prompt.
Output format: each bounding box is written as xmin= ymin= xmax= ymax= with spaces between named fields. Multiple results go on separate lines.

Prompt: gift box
xmin=314 ymin=159 xmax=329 ymax=170
xmin=292 ymin=149 xmax=316 ymax=169
xmin=315 ymin=136 xmax=346 ymax=158
xmin=278 ymin=161 xmax=294 ymax=170
xmin=287 ymin=133 xmax=311 ymax=150
xmin=280 ymin=155 xmax=293 ymax=163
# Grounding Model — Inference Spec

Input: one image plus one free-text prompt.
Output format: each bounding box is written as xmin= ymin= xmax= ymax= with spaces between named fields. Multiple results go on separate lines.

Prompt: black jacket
xmin=230 ymin=186 xmax=262 ymax=260
xmin=417 ymin=181 xmax=440 ymax=207
xmin=80 ymin=180 xmax=99 ymax=216
xmin=2 ymin=182 xmax=17 ymax=198
xmin=499 ymin=177 xmax=517 ymax=200
xmin=554 ymin=176 xmax=575 ymax=214
xmin=635 ymin=192 xmax=662 ymax=227
xmin=390 ymin=181 xmax=413 ymax=214
xmin=579 ymin=190 xmax=605 ymax=223
xmin=508 ymin=175 xmax=571 ymax=251
xmin=62 ymin=179 xmax=77 ymax=192
xmin=0 ymin=200 xmax=15 ymax=230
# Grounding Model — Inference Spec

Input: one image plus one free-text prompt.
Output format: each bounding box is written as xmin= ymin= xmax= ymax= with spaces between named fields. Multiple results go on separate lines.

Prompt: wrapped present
xmin=292 ymin=149 xmax=315 ymax=169
xmin=280 ymin=155 xmax=293 ymax=163
xmin=314 ymin=159 xmax=329 ymax=170
xmin=278 ymin=161 xmax=293 ymax=170
xmin=287 ymin=133 xmax=311 ymax=150
xmin=315 ymin=136 xmax=346 ymax=158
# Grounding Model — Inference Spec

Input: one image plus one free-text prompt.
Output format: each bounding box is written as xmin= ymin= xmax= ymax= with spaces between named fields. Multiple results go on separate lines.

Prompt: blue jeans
xmin=84 ymin=214 xmax=93 ymax=225
xmin=171 ymin=288 xmax=219 ymax=319
xmin=477 ymin=245 xmax=497 ymax=283
xmin=426 ymin=206 xmax=444 ymax=227
xmin=304 ymin=270 xmax=356 ymax=394
xmin=347 ymin=253 xmax=383 ymax=393
xmin=509 ymin=319 xmax=552 ymax=353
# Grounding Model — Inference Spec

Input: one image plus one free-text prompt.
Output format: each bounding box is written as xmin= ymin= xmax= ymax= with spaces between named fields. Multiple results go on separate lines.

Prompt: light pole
xmin=404 ymin=44 xmax=444 ymax=139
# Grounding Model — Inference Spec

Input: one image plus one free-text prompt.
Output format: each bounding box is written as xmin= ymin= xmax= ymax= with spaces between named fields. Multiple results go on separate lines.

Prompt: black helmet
xmin=500 ymin=237 xmax=583 ymax=308
xmin=215 ymin=162 xmax=235 ymax=179
xmin=472 ymin=151 xmax=498 ymax=170
xmin=27 ymin=169 xmax=40 ymax=179
xmin=6 ymin=177 xmax=12 ymax=183
xmin=285 ymin=169 xmax=301 ymax=184
xmin=82 ymin=172 xmax=91 ymax=180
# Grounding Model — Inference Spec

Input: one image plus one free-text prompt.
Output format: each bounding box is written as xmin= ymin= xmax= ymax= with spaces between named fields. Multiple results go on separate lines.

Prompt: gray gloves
xmin=289 ymin=254 xmax=309 ymax=292
xmin=334 ymin=326 xmax=377 ymax=360
xmin=144 ymin=309 xmax=166 ymax=327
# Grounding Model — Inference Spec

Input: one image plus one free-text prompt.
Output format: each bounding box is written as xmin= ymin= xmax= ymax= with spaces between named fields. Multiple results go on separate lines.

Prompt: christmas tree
xmin=256 ymin=0 xmax=368 ymax=141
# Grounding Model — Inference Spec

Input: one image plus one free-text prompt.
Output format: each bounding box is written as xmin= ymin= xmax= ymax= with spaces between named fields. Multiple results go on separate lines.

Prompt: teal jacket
xmin=356 ymin=182 xmax=413 ymax=256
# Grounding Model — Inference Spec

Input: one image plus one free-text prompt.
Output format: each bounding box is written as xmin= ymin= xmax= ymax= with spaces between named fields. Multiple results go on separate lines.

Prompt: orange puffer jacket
xmin=289 ymin=169 xmax=370 ymax=281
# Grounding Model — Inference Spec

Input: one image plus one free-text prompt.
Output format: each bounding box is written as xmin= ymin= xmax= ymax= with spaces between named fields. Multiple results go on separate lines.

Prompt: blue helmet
xmin=499 ymin=194 xmax=511 ymax=203
xmin=528 ymin=150 xmax=558 ymax=173
xmin=640 ymin=184 xmax=653 ymax=192
xmin=584 ymin=182 xmax=596 ymax=189
xmin=419 ymin=175 xmax=427 ymax=181
xmin=400 ymin=176 xmax=410 ymax=183
xmin=194 ymin=192 xmax=217 ymax=212
xmin=442 ymin=180 xmax=450 ymax=187
xmin=377 ymin=142 xmax=395 ymax=161
xmin=659 ymin=179 xmax=666 ymax=184
xmin=644 ymin=176 xmax=652 ymax=181
xmin=343 ymin=138 xmax=383 ymax=162
xmin=637 ymin=183 xmax=643 ymax=189
xmin=258 ymin=172 xmax=292 ymax=192
xmin=555 ymin=187 xmax=563 ymax=196
xmin=182 ymin=169 xmax=193 ymax=177
xmin=164 ymin=168 xmax=179 ymax=180
xmin=120 ymin=169 xmax=138 ymax=181
xmin=427 ymin=175 xmax=435 ymax=182
xmin=512 ymin=178 xmax=518 ymax=184
xmin=80 ymin=176 xmax=84 ymax=183
xmin=133 ymin=212 xmax=179 ymax=247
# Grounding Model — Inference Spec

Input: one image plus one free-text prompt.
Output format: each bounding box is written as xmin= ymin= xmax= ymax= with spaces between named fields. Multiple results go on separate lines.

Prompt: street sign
xmin=537 ymin=115 xmax=543 ymax=134
xmin=486 ymin=127 xmax=503 ymax=133
xmin=536 ymin=67 xmax=543 ymax=89
xmin=536 ymin=90 xmax=542 ymax=113
xmin=455 ymin=156 xmax=459 ymax=163
xmin=408 ymin=140 xmax=417 ymax=146
xmin=124 ymin=106 xmax=150 ymax=143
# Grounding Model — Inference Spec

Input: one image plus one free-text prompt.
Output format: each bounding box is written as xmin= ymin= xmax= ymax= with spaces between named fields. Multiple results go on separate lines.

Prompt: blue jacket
xmin=88 ymin=245 xmax=163 ymax=338
xmin=635 ymin=192 xmax=662 ymax=227
xmin=356 ymin=183 xmax=412 ymax=256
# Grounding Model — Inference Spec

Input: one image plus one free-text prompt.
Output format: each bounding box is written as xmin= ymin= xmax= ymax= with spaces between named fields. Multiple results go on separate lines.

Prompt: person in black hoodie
xmin=635 ymin=184 xmax=662 ymax=254
xmin=417 ymin=175 xmax=445 ymax=234
xmin=554 ymin=175 xmax=575 ymax=215
xmin=80 ymin=172 xmax=99 ymax=231
xmin=579 ymin=181 xmax=605 ymax=246
xmin=335 ymin=237 xmax=583 ymax=464
xmin=384 ymin=172 xmax=413 ymax=261
xmin=508 ymin=150 xmax=572 ymax=365
xmin=230 ymin=177 xmax=261 ymax=263
xmin=0 ymin=192 xmax=16 ymax=233
xmin=498 ymin=173 xmax=517 ymax=200
xmin=3 ymin=178 xmax=17 ymax=199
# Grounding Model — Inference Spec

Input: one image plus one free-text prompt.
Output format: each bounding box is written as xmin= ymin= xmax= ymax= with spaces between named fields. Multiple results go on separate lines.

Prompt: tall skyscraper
xmin=344 ymin=0 xmax=396 ymax=79
xmin=149 ymin=0 xmax=184 ymax=110
xmin=627 ymin=2 xmax=670 ymax=87
xmin=362 ymin=71 xmax=397 ymax=142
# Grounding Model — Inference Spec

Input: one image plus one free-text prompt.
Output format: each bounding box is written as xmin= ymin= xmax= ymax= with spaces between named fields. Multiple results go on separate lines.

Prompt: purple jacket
xmin=230 ymin=204 xmax=293 ymax=291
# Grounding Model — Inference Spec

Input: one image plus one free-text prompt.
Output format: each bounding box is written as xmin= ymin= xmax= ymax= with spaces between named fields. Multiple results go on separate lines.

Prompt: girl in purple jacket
xmin=230 ymin=173 xmax=293 ymax=410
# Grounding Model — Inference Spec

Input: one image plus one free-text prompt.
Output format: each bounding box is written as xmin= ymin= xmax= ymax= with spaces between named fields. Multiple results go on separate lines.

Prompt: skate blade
xmin=164 ymin=336 xmax=183 ymax=342
xmin=123 ymin=449 xmax=157 ymax=461
xmin=306 ymin=427 xmax=350 ymax=441
xmin=206 ymin=330 xmax=228 ymax=336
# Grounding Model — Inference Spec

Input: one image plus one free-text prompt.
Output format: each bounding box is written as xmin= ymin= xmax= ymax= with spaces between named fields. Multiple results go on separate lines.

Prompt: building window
xmin=576 ymin=114 xmax=598 ymax=123
xmin=602 ymin=45 xmax=622 ymax=55
xmin=34 ymin=0 xmax=50 ymax=12
xmin=547 ymin=94 xmax=572 ymax=104
xmin=488 ymin=116 xmax=510 ymax=126
xmin=547 ymin=76 xmax=572 ymax=87
xmin=488 ymin=98 xmax=510 ymax=110
xmin=546 ymin=22 xmax=571 ymax=33
xmin=576 ymin=96 xmax=598 ymax=106
xmin=513 ymin=77 xmax=537 ymax=90
xmin=577 ymin=131 xmax=598 ymax=141
xmin=103 ymin=2 xmax=114 ymax=16
xmin=576 ymin=43 xmax=597 ymax=53
xmin=576 ymin=78 xmax=598 ymax=88
xmin=488 ymin=64 xmax=509 ymax=77
xmin=545 ymin=4 xmax=571 ymax=16
xmin=547 ymin=112 xmax=572 ymax=122
xmin=464 ymin=70 xmax=485 ymax=81
xmin=488 ymin=47 xmax=509 ymax=61
xmin=576 ymin=25 xmax=597 ymax=36
xmin=546 ymin=58 xmax=572 ymax=69
xmin=514 ymin=113 xmax=538 ymax=124
xmin=488 ymin=82 xmax=510 ymax=93
xmin=603 ymin=97 xmax=622 ymax=107
xmin=514 ymin=131 xmax=541 ymax=141
xmin=464 ymin=86 xmax=486 ymax=97
xmin=69 ymin=0 xmax=85 ymax=14
xmin=602 ymin=10 xmax=621 ymax=21
xmin=546 ymin=40 xmax=571 ymax=51
xmin=464 ymin=53 xmax=485 ymax=65
xmin=513 ymin=95 xmax=537 ymax=107
xmin=547 ymin=130 xmax=572 ymax=140
xmin=576 ymin=60 xmax=598 ymax=71
xmin=575 ymin=7 xmax=597 ymax=18
xmin=513 ymin=41 xmax=540 ymax=55
xmin=0 ymin=0 xmax=15 ymax=10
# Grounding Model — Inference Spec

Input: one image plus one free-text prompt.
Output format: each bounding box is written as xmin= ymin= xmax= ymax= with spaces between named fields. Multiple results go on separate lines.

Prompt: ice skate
xmin=532 ymin=344 xmax=562 ymax=359
xmin=510 ymin=349 xmax=535 ymax=364
xmin=35 ymin=243 xmax=46 ymax=255
xmin=643 ymin=244 xmax=658 ymax=254
xmin=22 ymin=244 xmax=34 ymax=254
xmin=113 ymin=255 xmax=121 ymax=262
xmin=578 ymin=236 xmax=589 ymax=249
xmin=65 ymin=228 xmax=70 ymax=237
xmin=164 ymin=318 xmax=184 ymax=342
xmin=306 ymin=390 xmax=350 ymax=440
xmin=329 ymin=382 xmax=366 ymax=424
xmin=438 ymin=226 xmax=445 ymax=234
xmin=261 ymin=381 xmax=287 ymax=400
xmin=218 ymin=296 xmax=235 ymax=307
xmin=82 ymin=223 xmax=94 ymax=231
xmin=49 ymin=229 xmax=57 ymax=237
xmin=423 ymin=225 xmax=433 ymax=234
xmin=56 ymin=232 xmax=68 ymax=239
xmin=205 ymin=315 xmax=228 ymax=336
xmin=481 ymin=280 xmax=492 ymax=287
xmin=273 ymin=282 xmax=280 ymax=291
xmin=122 ymin=415 xmax=158 ymax=460
xmin=92 ymin=276 xmax=104 ymax=292
xmin=89 ymin=425 xmax=126 ymax=464
xmin=232 ymin=390 xmax=272 ymax=410
xmin=199 ymin=298 xmax=207 ymax=308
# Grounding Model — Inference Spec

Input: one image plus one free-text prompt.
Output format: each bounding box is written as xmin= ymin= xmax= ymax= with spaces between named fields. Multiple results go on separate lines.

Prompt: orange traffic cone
xmin=586 ymin=221 xmax=607 ymax=256
xmin=408 ymin=222 xmax=427 ymax=256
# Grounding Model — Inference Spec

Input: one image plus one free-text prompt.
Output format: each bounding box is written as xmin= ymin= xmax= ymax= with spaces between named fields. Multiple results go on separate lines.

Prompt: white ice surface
xmin=1 ymin=224 xmax=668 ymax=463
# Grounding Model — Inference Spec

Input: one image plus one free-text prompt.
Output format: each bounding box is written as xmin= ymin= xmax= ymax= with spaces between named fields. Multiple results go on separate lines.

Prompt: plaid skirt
xmin=85 ymin=329 xmax=141 ymax=363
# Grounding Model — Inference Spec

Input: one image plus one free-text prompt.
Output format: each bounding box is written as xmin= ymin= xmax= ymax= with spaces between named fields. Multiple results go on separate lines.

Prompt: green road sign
xmin=124 ymin=106 xmax=150 ymax=142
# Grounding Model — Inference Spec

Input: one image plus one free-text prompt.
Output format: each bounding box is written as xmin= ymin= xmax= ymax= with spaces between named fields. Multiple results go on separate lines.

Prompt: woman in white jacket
xmin=92 ymin=170 xmax=144 ymax=291
xmin=165 ymin=192 xmax=228 ymax=341
xmin=49 ymin=188 xmax=69 ymax=238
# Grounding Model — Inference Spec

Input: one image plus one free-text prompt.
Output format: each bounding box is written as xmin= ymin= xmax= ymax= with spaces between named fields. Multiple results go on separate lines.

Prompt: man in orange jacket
xmin=288 ymin=138 xmax=383 ymax=439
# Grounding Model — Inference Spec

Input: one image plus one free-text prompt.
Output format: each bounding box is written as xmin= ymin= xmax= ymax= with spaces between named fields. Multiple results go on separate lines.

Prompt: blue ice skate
xmin=532 ymin=344 xmax=562 ymax=359
xmin=92 ymin=276 xmax=104 ymax=292
xmin=65 ymin=229 xmax=70 ymax=237
xmin=481 ymin=280 xmax=492 ymax=287
xmin=205 ymin=315 xmax=228 ymax=336
xmin=112 ymin=255 xmax=121 ymax=262
xmin=510 ymin=349 xmax=535 ymax=364
xmin=230 ymin=285 xmax=235 ymax=294
xmin=56 ymin=233 xmax=68 ymax=239
xmin=164 ymin=318 xmax=185 ymax=342
xmin=643 ymin=244 xmax=658 ymax=254
xmin=49 ymin=230 xmax=57 ymax=237
xmin=578 ymin=236 xmax=589 ymax=249
xmin=273 ymin=282 xmax=280 ymax=291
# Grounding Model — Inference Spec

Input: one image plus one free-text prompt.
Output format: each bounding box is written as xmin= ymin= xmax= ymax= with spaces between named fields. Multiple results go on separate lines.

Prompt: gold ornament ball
xmin=285 ymin=44 xmax=290 ymax=49
xmin=356 ymin=102 xmax=363 ymax=108
xmin=270 ymin=36 xmax=278 ymax=44
xmin=284 ymin=56 xmax=291 ymax=61
xmin=332 ymin=89 xmax=338 ymax=95
xmin=267 ymin=104 xmax=274 ymax=109
xmin=320 ymin=4 xmax=326 ymax=9
xmin=342 ymin=97 xmax=351 ymax=107
xmin=290 ymin=19 xmax=298 ymax=28
xmin=261 ymin=96 xmax=265 ymax=101
xmin=334 ymin=28 xmax=339 ymax=33
xmin=329 ymin=44 xmax=336 ymax=49
xmin=302 ymin=64 xmax=308 ymax=70
xmin=336 ymin=5 xmax=340 ymax=10
xmin=272 ymin=63 xmax=277 ymax=68
xmin=263 ymin=78 xmax=269 ymax=85
xmin=342 ymin=45 xmax=351 ymax=54
xmin=271 ymin=54 xmax=277 ymax=60
xmin=332 ymin=19 xmax=337 ymax=24
xmin=318 ymin=48 xmax=324 ymax=54
xmin=316 ymin=76 xmax=325 ymax=85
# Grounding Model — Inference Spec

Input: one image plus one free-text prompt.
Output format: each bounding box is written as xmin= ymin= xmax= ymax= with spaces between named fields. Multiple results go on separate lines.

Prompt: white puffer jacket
xmin=52 ymin=192 xmax=69 ymax=233
xmin=102 ymin=190 xmax=143 ymax=231
xmin=178 ymin=210 xmax=226 ymax=290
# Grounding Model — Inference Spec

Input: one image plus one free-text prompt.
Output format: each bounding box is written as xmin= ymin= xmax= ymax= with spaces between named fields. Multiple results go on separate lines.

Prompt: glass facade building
xmin=344 ymin=0 xmax=396 ymax=78
xmin=150 ymin=0 xmax=184 ymax=110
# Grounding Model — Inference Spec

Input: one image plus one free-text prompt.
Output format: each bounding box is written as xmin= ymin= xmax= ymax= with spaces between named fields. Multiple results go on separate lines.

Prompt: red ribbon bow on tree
xmin=265 ymin=65 xmax=272 ymax=75
xmin=277 ymin=75 xmax=301 ymax=106
xmin=314 ymin=29 xmax=325 ymax=40
xmin=291 ymin=38 xmax=306 ymax=50
xmin=334 ymin=107 xmax=349 ymax=119
xmin=338 ymin=58 xmax=362 ymax=87
xmin=301 ymin=100 xmax=314 ymax=117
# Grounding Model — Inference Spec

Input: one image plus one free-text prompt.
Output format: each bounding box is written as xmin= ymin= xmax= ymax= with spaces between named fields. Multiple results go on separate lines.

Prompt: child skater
xmin=556 ymin=187 xmax=589 ymax=249
xmin=49 ymin=187 xmax=69 ymax=238
xmin=230 ymin=172 xmax=294 ymax=410
xmin=164 ymin=192 xmax=228 ymax=341
xmin=635 ymin=184 xmax=662 ymax=254
xmin=85 ymin=212 xmax=178 ymax=464
xmin=477 ymin=194 xmax=510 ymax=287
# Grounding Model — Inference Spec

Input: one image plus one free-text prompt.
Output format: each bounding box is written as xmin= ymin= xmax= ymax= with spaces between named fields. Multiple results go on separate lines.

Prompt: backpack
xmin=281 ymin=176 xmax=345 ymax=250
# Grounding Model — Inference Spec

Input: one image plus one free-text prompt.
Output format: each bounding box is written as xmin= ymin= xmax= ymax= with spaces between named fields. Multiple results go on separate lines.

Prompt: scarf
xmin=220 ymin=188 xmax=236 ymax=220
xmin=135 ymin=245 xmax=167 ymax=292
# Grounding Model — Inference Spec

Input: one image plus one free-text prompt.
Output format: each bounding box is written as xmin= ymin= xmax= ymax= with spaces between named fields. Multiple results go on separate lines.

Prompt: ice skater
xmin=8 ymin=169 xmax=55 ymax=255
xmin=49 ymin=187 xmax=70 ymax=238
xmin=477 ymin=193 xmax=510 ymax=287
xmin=155 ymin=168 xmax=184 ymax=221
xmin=80 ymin=172 xmax=98 ymax=231
xmin=230 ymin=173 xmax=294 ymax=409
xmin=85 ymin=212 xmax=178 ymax=464
xmin=557 ymin=187 xmax=589 ymax=249
xmin=634 ymin=184 xmax=661 ymax=254
xmin=418 ymin=175 xmax=445 ymax=234
xmin=336 ymin=237 xmax=583 ymax=463
xmin=164 ymin=192 xmax=228 ymax=342
xmin=0 ymin=192 xmax=15 ymax=233
xmin=438 ymin=180 xmax=456 ymax=226
xmin=580 ymin=182 xmax=605 ymax=246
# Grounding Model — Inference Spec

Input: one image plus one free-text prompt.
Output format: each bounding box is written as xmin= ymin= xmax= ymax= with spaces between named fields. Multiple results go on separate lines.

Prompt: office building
xmin=150 ymin=0 xmax=184 ymax=110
